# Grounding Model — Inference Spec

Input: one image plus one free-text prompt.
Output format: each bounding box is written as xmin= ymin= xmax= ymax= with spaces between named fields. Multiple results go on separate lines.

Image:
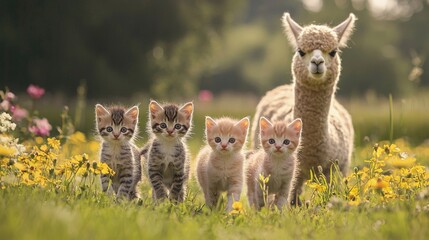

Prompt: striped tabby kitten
xmin=196 ymin=116 xmax=250 ymax=211
xmin=146 ymin=100 xmax=193 ymax=203
xmin=95 ymin=104 xmax=141 ymax=199
xmin=246 ymin=117 xmax=302 ymax=210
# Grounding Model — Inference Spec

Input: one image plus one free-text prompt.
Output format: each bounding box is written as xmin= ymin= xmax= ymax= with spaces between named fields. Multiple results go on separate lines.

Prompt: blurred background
xmin=1 ymin=0 xmax=429 ymax=148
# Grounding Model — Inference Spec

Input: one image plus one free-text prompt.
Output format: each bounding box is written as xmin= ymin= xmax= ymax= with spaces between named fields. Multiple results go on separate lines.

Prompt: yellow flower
xmin=229 ymin=201 xmax=244 ymax=215
xmin=0 ymin=145 xmax=15 ymax=156
xmin=40 ymin=144 xmax=48 ymax=152
xmin=47 ymin=138 xmax=60 ymax=150
xmin=68 ymin=131 xmax=86 ymax=144
xmin=35 ymin=137 xmax=44 ymax=145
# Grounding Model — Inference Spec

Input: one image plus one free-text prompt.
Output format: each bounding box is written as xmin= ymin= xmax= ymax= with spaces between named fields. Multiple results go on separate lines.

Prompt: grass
xmin=2 ymin=92 xmax=429 ymax=240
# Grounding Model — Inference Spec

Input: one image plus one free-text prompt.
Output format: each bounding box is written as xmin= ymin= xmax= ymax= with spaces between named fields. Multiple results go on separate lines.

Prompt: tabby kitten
xmin=95 ymin=104 xmax=141 ymax=199
xmin=246 ymin=117 xmax=302 ymax=210
xmin=146 ymin=100 xmax=193 ymax=203
xmin=196 ymin=116 xmax=250 ymax=211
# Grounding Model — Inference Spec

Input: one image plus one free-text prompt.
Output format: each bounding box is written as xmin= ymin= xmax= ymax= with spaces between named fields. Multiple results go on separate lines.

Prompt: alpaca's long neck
xmin=293 ymin=82 xmax=335 ymax=146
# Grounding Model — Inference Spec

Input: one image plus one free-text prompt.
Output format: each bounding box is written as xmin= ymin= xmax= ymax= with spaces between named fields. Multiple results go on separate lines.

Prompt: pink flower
xmin=5 ymin=91 xmax=15 ymax=101
xmin=27 ymin=84 xmax=45 ymax=99
xmin=198 ymin=90 xmax=213 ymax=102
xmin=11 ymin=105 xmax=29 ymax=122
xmin=28 ymin=118 xmax=52 ymax=136
xmin=0 ymin=100 xmax=10 ymax=111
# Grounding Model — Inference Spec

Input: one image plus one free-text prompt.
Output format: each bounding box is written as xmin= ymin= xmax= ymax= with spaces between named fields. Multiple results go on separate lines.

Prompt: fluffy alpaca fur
xmin=251 ymin=13 xmax=356 ymax=206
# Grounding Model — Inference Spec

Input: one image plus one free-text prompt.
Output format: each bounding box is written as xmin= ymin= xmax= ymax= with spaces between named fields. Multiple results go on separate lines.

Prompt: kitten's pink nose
xmin=221 ymin=144 xmax=227 ymax=149
xmin=114 ymin=134 xmax=119 ymax=139
xmin=275 ymin=146 xmax=282 ymax=150
xmin=167 ymin=129 xmax=173 ymax=135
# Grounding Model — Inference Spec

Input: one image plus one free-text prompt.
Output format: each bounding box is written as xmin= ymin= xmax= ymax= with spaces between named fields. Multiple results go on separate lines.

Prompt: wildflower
xmin=47 ymin=138 xmax=60 ymax=150
xmin=198 ymin=90 xmax=213 ymax=102
xmin=0 ymin=100 xmax=11 ymax=111
xmin=27 ymin=84 xmax=45 ymax=99
xmin=5 ymin=91 xmax=15 ymax=101
xmin=0 ymin=145 xmax=16 ymax=156
xmin=28 ymin=118 xmax=52 ymax=136
xmin=0 ymin=112 xmax=16 ymax=133
xmin=229 ymin=201 xmax=244 ymax=215
xmin=10 ymin=105 xmax=29 ymax=122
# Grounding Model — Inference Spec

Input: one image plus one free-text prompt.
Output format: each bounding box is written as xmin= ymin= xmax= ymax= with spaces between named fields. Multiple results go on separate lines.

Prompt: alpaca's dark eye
xmin=229 ymin=138 xmax=236 ymax=144
xmin=174 ymin=124 xmax=181 ymax=129
xmin=215 ymin=137 xmax=221 ymax=143
xmin=283 ymin=139 xmax=291 ymax=145
xmin=106 ymin=127 xmax=113 ymax=132
xmin=268 ymin=139 xmax=275 ymax=144
xmin=120 ymin=127 xmax=127 ymax=133
xmin=329 ymin=50 xmax=337 ymax=57
xmin=160 ymin=123 xmax=167 ymax=129
xmin=298 ymin=49 xmax=306 ymax=57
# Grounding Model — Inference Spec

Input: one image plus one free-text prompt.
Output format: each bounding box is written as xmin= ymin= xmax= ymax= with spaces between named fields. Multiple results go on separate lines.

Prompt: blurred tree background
xmin=1 ymin=0 xmax=428 ymax=99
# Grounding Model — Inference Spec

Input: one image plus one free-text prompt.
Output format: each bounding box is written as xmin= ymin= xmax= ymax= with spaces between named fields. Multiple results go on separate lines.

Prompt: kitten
xmin=95 ymin=104 xmax=141 ymax=199
xmin=196 ymin=116 xmax=250 ymax=211
xmin=145 ymin=100 xmax=193 ymax=203
xmin=246 ymin=117 xmax=302 ymax=210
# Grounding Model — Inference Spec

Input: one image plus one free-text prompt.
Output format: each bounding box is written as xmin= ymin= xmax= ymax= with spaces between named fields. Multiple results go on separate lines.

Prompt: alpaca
xmin=251 ymin=13 xmax=356 ymax=206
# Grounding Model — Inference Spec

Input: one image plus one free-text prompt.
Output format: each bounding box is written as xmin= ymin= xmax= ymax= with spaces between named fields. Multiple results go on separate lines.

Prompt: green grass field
xmin=1 ymin=93 xmax=429 ymax=240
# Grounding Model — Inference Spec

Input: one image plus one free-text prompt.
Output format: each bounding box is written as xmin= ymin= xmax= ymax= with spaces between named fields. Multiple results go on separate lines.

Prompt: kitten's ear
xmin=179 ymin=102 xmax=194 ymax=120
xmin=282 ymin=12 xmax=303 ymax=49
xmin=149 ymin=100 xmax=163 ymax=119
xmin=288 ymin=118 xmax=302 ymax=137
xmin=95 ymin=104 xmax=109 ymax=121
xmin=125 ymin=106 xmax=139 ymax=123
xmin=259 ymin=117 xmax=273 ymax=133
xmin=236 ymin=117 xmax=250 ymax=133
xmin=205 ymin=116 xmax=217 ymax=131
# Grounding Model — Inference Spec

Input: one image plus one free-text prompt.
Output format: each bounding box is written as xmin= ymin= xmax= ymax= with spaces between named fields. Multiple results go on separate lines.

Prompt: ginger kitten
xmin=246 ymin=117 xmax=302 ymax=210
xmin=196 ymin=116 xmax=250 ymax=211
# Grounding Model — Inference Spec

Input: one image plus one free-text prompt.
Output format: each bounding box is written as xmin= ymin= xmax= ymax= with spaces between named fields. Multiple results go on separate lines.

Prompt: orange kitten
xmin=196 ymin=116 xmax=250 ymax=211
xmin=246 ymin=117 xmax=302 ymax=210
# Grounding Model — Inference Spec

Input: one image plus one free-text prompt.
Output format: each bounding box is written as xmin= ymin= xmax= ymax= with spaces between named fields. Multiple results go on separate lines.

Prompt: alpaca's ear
xmin=282 ymin=12 xmax=302 ymax=48
xmin=236 ymin=117 xmax=250 ymax=134
xmin=95 ymin=104 xmax=109 ymax=121
xmin=334 ymin=13 xmax=357 ymax=48
xmin=179 ymin=102 xmax=194 ymax=120
xmin=288 ymin=118 xmax=302 ymax=137
xmin=149 ymin=100 xmax=163 ymax=119
xmin=205 ymin=116 xmax=217 ymax=132
xmin=259 ymin=117 xmax=273 ymax=134
xmin=125 ymin=106 xmax=139 ymax=123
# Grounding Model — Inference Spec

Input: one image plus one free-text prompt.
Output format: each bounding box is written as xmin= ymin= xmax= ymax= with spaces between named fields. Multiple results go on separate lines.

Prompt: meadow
xmin=1 ymin=88 xmax=429 ymax=240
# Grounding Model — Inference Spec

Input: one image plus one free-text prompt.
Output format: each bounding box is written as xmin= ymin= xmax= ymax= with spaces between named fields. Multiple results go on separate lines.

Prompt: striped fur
xmin=196 ymin=117 xmax=249 ymax=212
xmin=95 ymin=104 xmax=141 ymax=200
xmin=246 ymin=117 xmax=301 ymax=210
xmin=145 ymin=100 xmax=193 ymax=203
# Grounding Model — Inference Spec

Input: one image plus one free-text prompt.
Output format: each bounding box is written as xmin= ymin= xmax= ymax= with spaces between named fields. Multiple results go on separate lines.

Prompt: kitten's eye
xmin=106 ymin=127 xmax=113 ymax=132
xmin=268 ymin=139 xmax=275 ymax=144
xmin=283 ymin=139 xmax=291 ymax=145
xmin=120 ymin=127 xmax=127 ymax=133
xmin=214 ymin=137 xmax=221 ymax=143
xmin=229 ymin=138 xmax=235 ymax=144
xmin=174 ymin=124 xmax=181 ymax=130
xmin=160 ymin=123 xmax=167 ymax=129
xmin=329 ymin=50 xmax=337 ymax=57
xmin=298 ymin=49 xmax=305 ymax=57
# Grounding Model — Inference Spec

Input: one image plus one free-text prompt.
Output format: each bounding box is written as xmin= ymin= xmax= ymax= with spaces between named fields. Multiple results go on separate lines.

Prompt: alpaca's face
xmin=292 ymin=26 xmax=341 ymax=88
xmin=282 ymin=13 xmax=356 ymax=90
